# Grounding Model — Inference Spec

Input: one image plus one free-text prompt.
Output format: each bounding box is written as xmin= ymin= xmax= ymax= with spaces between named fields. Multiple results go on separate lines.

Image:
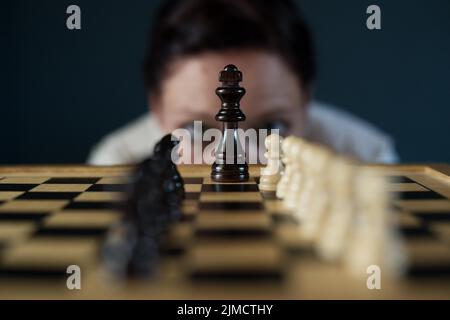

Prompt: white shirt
xmin=87 ymin=101 xmax=399 ymax=165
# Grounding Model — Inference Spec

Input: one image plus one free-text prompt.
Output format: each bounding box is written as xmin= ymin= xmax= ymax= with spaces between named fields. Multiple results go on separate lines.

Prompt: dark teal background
xmin=2 ymin=0 xmax=450 ymax=164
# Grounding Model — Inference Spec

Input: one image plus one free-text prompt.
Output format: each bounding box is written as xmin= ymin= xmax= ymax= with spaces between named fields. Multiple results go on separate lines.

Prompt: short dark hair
xmin=143 ymin=0 xmax=316 ymax=94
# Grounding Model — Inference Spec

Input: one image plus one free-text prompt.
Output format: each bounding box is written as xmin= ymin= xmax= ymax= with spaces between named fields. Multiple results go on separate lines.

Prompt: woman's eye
xmin=264 ymin=120 xmax=289 ymax=136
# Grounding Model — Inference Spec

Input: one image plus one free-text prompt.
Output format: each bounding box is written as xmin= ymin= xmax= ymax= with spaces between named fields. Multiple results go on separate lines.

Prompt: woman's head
xmin=143 ymin=0 xmax=316 ymax=136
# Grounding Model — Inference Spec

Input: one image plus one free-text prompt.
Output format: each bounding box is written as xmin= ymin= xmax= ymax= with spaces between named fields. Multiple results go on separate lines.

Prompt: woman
xmin=88 ymin=0 xmax=398 ymax=165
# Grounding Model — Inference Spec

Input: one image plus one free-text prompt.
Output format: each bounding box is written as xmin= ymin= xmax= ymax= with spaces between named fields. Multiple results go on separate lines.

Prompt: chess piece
xmin=317 ymin=157 xmax=355 ymax=262
xmin=211 ymin=65 xmax=249 ymax=182
xmin=344 ymin=168 xmax=406 ymax=278
xmin=259 ymin=134 xmax=284 ymax=191
xmin=297 ymin=145 xmax=332 ymax=241
xmin=103 ymin=134 xmax=185 ymax=277
xmin=152 ymin=133 xmax=185 ymax=201
xmin=276 ymin=136 xmax=297 ymax=199
xmin=282 ymin=138 xmax=305 ymax=210
xmin=284 ymin=139 xmax=314 ymax=213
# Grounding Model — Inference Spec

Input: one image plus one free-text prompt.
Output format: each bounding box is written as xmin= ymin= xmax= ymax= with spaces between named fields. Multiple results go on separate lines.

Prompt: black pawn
xmin=211 ymin=65 xmax=249 ymax=182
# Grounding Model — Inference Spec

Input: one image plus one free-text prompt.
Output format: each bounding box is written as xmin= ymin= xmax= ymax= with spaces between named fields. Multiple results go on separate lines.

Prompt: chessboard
xmin=0 ymin=164 xmax=449 ymax=299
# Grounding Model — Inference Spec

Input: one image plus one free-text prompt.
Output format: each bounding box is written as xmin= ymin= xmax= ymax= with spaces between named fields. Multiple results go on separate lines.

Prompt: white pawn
xmin=344 ymin=168 xmax=406 ymax=278
xmin=297 ymin=145 xmax=332 ymax=240
xmin=259 ymin=134 xmax=284 ymax=191
xmin=282 ymin=138 xmax=305 ymax=210
xmin=317 ymin=157 xmax=355 ymax=262
xmin=276 ymin=136 xmax=296 ymax=199
xmin=291 ymin=142 xmax=315 ymax=218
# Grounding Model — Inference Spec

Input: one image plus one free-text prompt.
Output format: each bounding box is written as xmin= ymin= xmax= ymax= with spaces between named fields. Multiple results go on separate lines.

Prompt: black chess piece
xmin=103 ymin=134 xmax=185 ymax=277
xmin=211 ymin=65 xmax=249 ymax=182
xmin=152 ymin=133 xmax=185 ymax=201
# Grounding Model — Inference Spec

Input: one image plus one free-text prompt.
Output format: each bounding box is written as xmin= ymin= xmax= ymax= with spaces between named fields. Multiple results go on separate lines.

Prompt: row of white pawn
xmin=259 ymin=134 xmax=406 ymax=278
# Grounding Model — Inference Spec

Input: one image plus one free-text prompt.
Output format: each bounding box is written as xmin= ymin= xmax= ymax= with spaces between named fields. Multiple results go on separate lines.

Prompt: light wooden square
xmin=0 ymin=191 xmax=24 ymax=201
xmin=30 ymin=184 xmax=91 ymax=192
xmin=430 ymin=222 xmax=450 ymax=244
xmin=96 ymin=176 xmax=129 ymax=184
xmin=44 ymin=211 xmax=121 ymax=228
xmin=406 ymin=239 xmax=450 ymax=267
xmin=0 ymin=222 xmax=35 ymax=243
xmin=0 ymin=200 xmax=68 ymax=212
xmin=1 ymin=238 xmax=97 ymax=268
xmin=394 ymin=200 xmax=450 ymax=212
xmin=185 ymin=184 xmax=202 ymax=193
xmin=195 ymin=212 xmax=270 ymax=231
xmin=397 ymin=212 xmax=423 ymax=228
xmin=200 ymin=192 xmax=262 ymax=202
xmin=0 ymin=177 xmax=49 ymax=184
xmin=74 ymin=192 xmax=124 ymax=202
xmin=187 ymin=240 xmax=282 ymax=272
xmin=387 ymin=183 xmax=428 ymax=192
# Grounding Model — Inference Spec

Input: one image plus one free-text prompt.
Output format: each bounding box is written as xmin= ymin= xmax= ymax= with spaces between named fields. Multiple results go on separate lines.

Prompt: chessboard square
xmin=1 ymin=238 xmax=97 ymax=268
xmin=199 ymin=202 xmax=263 ymax=210
xmin=0 ymin=177 xmax=49 ymax=184
xmin=393 ymin=191 xmax=445 ymax=200
xmin=200 ymin=192 xmax=262 ymax=202
xmin=202 ymin=177 xmax=256 ymax=185
xmin=44 ymin=177 xmax=100 ymax=184
xmin=65 ymin=201 xmax=120 ymax=210
xmin=187 ymin=240 xmax=282 ymax=273
xmin=0 ymin=200 xmax=68 ymax=212
xmin=201 ymin=184 xmax=259 ymax=192
xmin=185 ymin=192 xmax=200 ymax=200
xmin=389 ymin=176 xmax=415 ymax=183
xmin=195 ymin=213 xmax=270 ymax=231
xmin=31 ymin=184 xmax=91 ymax=192
xmin=185 ymin=184 xmax=202 ymax=193
xmin=398 ymin=212 xmax=423 ymax=228
xmin=274 ymin=224 xmax=312 ymax=251
xmin=183 ymin=178 xmax=204 ymax=184
xmin=0 ymin=184 xmax=38 ymax=191
xmin=74 ymin=192 xmax=124 ymax=202
xmin=0 ymin=212 xmax=49 ymax=221
xmin=0 ymin=192 xmax=24 ymax=201
xmin=182 ymin=200 xmax=198 ymax=212
xmin=86 ymin=184 xmax=127 ymax=192
xmin=44 ymin=211 xmax=121 ymax=228
xmin=406 ymin=239 xmax=450 ymax=268
xmin=0 ymin=222 xmax=35 ymax=243
xmin=430 ymin=222 xmax=450 ymax=243
xmin=413 ymin=211 xmax=450 ymax=222
xmin=388 ymin=183 xmax=429 ymax=192
xmin=34 ymin=227 xmax=108 ymax=237
xmin=16 ymin=192 xmax=79 ymax=200
xmin=394 ymin=200 xmax=450 ymax=212
xmin=96 ymin=176 xmax=130 ymax=184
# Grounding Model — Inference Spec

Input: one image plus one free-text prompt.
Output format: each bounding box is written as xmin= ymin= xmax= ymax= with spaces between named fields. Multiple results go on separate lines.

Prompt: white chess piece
xmin=276 ymin=136 xmax=296 ymax=199
xmin=344 ymin=168 xmax=406 ymax=278
xmin=291 ymin=142 xmax=315 ymax=218
xmin=282 ymin=138 xmax=305 ymax=210
xmin=317 ymin=157 xmax=355 ymax=262
xmin=259 ymin=134 xmax=284 ymax=191
xmin=298 ymin=145 xmax=332 ymax=241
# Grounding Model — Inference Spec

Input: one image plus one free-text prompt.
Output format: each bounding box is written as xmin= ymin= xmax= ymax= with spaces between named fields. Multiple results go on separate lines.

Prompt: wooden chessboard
xmin=0 ymin=164 xmax=449 ymax=299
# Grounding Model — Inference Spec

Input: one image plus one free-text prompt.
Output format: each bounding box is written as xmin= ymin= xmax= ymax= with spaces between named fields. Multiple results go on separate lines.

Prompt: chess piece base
xmin=211 ymin=163 xmax=249 ymax=182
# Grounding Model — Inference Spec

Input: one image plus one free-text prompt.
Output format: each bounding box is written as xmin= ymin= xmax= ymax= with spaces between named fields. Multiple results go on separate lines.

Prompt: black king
xmin=211 ymin=64 xmax=249 ymax=182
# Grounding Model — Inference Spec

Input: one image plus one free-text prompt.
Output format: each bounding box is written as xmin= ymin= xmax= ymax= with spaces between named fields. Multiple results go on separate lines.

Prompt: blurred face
xmin=151 ymin=50 xmax=310 ymax=137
